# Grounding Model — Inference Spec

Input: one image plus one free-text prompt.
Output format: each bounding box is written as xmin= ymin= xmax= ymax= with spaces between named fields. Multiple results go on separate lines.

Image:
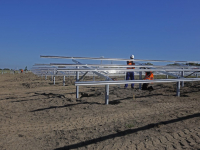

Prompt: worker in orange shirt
xmin=142 ymin=70 xmax=154 ymax=90
xmin=124 ymin=55 xmax=135 ymax=89
xmin=21 ymin=69 xmax=23 ymax=73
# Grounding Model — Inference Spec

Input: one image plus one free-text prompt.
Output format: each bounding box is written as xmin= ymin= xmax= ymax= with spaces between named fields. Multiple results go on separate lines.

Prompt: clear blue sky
xmin=0 ymin=0 xmax=200 ymax=69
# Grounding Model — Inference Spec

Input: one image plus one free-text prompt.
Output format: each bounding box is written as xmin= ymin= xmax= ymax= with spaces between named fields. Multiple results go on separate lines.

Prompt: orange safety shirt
xmin=127 ymin=61 xmax=135 ymax=69
xmin=144 ymin=72 xmax=154 ymax=80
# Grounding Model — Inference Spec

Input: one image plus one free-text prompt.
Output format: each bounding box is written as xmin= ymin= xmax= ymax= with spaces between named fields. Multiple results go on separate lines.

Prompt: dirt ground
xmin=0 ymin=73 xmax=200 ymax=150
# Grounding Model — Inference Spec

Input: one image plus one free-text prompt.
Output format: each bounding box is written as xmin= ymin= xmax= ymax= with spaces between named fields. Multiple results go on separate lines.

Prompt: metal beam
xmin=35 ymin=63 xmax=200 ymax=70
xmin=75 ymin=78 xmax=200 ymax=86
xmin=40 ymin=55 xmax=200 ymax=63
xmin=57 ymin=68 xmax=200 ymax=72
xmin=159 ymin=71 xmax=179 ymax=78
xmin=78 ymin=71 xmax=89 ymax=81
xmin=184 ymin=71 xmax=200 ymax=78
xmin=72 ymin=59 xmax=113 ymax=81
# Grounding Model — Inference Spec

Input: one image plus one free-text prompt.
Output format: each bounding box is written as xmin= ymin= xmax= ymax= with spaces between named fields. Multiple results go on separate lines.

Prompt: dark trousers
xmin=142 ymin=83 xmax=153 ymax=90
xmin=142 ymin=83 xmax=149 ymax=90
xmin=125 ymin=72 xmax=134 ymax=88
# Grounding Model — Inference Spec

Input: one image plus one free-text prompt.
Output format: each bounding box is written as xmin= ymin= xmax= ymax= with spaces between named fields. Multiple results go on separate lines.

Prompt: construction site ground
xmin=0 ymin=73 xmax=200 ymax=150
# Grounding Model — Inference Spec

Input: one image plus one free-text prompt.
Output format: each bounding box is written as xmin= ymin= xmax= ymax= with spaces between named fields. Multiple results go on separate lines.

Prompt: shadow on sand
xmin=54 ymin=113 xmax=200 ymax=150
xmin=30 ymin=102 xmax=102 ymax=112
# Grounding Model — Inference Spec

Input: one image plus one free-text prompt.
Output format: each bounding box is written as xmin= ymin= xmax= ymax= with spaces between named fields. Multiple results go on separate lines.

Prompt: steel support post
xmin=63 ymin=76 xmax=65 ymax=86
xmin=139 ymin=71 xmax=142 ymax=89
xmin=181 ymin=71 xmax=184 ymax=87
xmin=53 ymin=76 xmax=55 ymax=85
xmin=76 ymin=67 xmax=79 ymax=99
xmin=176 ymin=81 xmax=180 ymax=97
xmin=105 ymin=84 xmax=109 ymax=105
xmin=166 ymin=75 xmax=168 ymax=79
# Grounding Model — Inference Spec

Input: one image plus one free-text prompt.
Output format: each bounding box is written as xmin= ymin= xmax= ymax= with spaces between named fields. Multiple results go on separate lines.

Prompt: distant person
xmin=142 ymin=70 xmax=154 ymax=90
xmin=124 ymin=55 xmax=135 ymax=89
xmin=21 ymin=69 xmax=23 ymax=73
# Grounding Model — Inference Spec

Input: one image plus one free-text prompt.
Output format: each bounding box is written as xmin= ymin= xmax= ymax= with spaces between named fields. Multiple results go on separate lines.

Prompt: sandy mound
xmin=0 ymin=73 xmax=200 ymax=150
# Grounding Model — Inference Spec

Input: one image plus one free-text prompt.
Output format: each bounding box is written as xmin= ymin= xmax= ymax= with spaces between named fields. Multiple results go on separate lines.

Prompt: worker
xmin=21 ymin=69 xmax=23 ymax=73
xmin=142 ymin=70 xmax=154 ymax=90
xmin=124 ymin=55 xmax=135 ymax=89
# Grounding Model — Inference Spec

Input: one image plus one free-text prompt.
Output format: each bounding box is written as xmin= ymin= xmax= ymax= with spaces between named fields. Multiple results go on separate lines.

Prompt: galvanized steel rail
xmin=31 ymin=55 xmax=200 ymax=105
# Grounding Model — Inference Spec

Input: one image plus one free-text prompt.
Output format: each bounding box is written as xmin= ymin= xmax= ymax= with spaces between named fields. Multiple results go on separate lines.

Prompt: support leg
xmin=105 ymin=84 xmax=109 ymax=105
xmin=139 ymin=71 xmax=142 ymax=89
xmin=76 ymin=67 xmax=79 ymax=99
xmin=53 ymin=76 xmax=55 ymax=85
xmin=181 ymin=71 xmax=184 ymax=87
xmin=63 ymin=76 xmax=65 ymax=86
xmin=93 ymin=73 xmax=95 ymax=81
xmin=176 ymin=81 xmax=180 ymax=97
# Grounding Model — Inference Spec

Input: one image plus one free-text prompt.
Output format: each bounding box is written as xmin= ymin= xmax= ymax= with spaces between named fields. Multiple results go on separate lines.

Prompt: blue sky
xmin=0 ymin=0 xmax=200 ymax=69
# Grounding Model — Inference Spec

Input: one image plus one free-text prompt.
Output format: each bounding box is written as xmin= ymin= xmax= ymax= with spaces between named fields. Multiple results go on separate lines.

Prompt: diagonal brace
xmin=78 ymin=71 xmax=89 ymax=81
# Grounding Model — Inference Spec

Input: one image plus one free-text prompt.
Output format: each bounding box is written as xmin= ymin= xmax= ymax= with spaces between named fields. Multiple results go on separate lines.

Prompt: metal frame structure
xmin=32 ymin=55 xmax=200 ymax=105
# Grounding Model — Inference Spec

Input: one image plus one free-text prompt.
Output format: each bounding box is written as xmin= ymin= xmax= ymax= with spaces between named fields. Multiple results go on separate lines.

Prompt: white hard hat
xmin=130 ymin=55 xmax=134 ymax=59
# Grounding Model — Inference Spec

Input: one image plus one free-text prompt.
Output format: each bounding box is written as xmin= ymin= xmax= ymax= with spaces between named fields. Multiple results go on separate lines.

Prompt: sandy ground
xmin=0 ymin=73 xmax=200 ymax=150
